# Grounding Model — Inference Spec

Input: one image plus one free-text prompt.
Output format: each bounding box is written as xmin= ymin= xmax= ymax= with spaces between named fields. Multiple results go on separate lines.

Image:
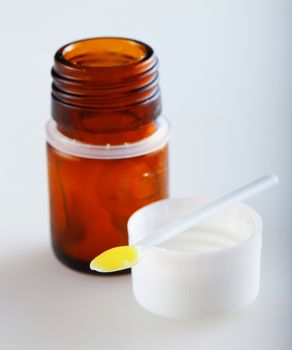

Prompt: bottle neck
xmin=51 ymin=37 xmax=161 ymax=145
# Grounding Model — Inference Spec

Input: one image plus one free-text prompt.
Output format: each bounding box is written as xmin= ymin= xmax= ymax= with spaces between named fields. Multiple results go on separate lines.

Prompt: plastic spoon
xmin=90 ymin=174 xmax=279 ymax=273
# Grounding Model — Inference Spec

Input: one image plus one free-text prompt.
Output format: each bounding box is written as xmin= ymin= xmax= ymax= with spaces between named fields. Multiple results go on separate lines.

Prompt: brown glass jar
xmin=46 ymin=37 xmax=169 ymax=273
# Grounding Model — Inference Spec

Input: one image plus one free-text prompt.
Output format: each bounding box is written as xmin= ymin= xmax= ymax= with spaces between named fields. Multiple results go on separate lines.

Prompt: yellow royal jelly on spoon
xmin=90 ymin=246 xmax=140 ymax=273
xmin=90 ymin=174 xmax=279 ymax=273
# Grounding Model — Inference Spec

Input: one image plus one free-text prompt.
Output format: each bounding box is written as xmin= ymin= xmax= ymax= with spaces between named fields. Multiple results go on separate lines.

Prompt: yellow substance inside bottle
xmin=90 ymin=246 xmax=140 ymax=273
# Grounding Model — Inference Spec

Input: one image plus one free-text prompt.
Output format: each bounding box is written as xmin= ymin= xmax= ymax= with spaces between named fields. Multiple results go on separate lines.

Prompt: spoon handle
xmin=136 ymin=174 xmax=279 ymax=250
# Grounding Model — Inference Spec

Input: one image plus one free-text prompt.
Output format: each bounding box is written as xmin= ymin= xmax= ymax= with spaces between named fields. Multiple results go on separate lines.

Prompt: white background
xmin=0 ymin=0 xmax=291 ymax=349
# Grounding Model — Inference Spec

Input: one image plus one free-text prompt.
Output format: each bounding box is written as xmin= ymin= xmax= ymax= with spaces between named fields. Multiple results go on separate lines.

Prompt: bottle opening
xmin=52 ymin=37 xmax=161 ymax=140
xmin=59 ymin=37 xmax=150 ymax=68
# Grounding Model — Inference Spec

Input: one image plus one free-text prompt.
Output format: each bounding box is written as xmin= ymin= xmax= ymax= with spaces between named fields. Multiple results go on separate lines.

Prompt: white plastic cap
xmin=128 ymin=198 xmax=263 ymax=320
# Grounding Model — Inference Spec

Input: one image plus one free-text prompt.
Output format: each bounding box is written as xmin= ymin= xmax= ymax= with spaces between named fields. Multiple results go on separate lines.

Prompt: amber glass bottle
xmin=46 ymin=37 xmax=169 ymax=273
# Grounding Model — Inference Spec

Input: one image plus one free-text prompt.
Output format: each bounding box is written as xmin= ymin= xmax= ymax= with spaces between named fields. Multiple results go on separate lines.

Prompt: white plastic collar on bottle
xmin=46 ymin=116 xmax=170 ymax=159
